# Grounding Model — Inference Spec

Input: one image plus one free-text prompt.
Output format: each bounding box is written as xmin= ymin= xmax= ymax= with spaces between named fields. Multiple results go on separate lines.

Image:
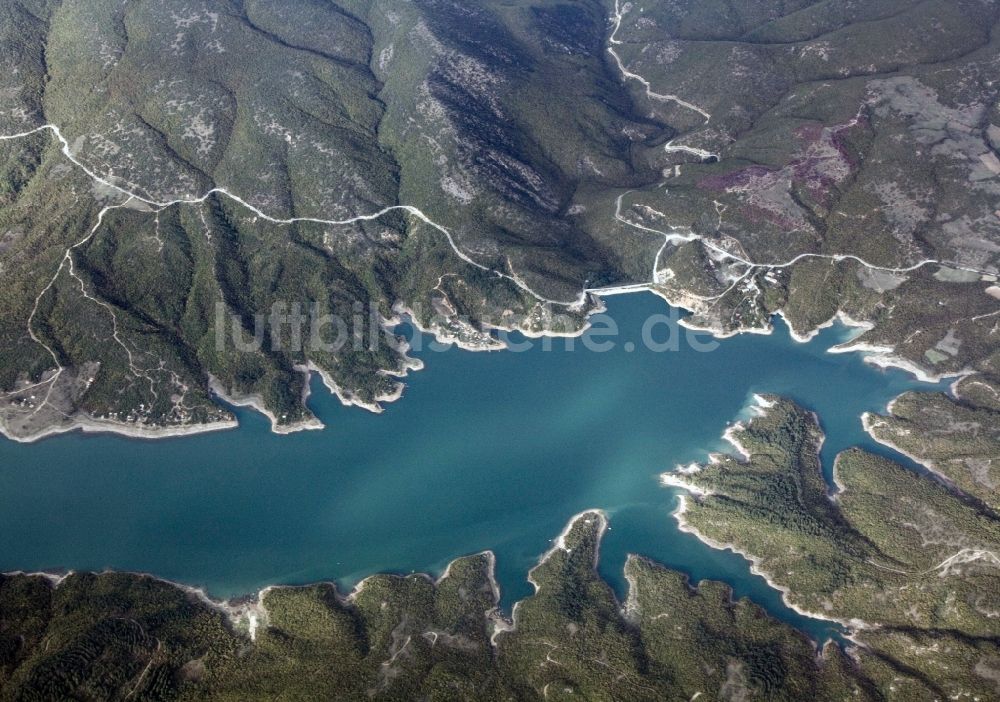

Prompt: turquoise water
xmin=0 ymin=293 xmax=937 ymax=641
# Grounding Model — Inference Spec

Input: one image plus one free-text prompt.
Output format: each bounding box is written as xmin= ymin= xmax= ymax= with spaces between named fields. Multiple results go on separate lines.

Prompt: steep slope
xmin=1 ymin=0 xmax=998 ymax=446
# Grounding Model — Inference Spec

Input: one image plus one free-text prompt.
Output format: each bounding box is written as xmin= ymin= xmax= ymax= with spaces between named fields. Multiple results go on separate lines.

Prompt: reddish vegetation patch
xmin=738 ymin=203 xmax=800 ymax=230
xmin=830 ymin=113 xmax=868 ymax=171
xmin=696 ymin=114 xmax=864 ymax=214
xmin=697 ymin=165 xmax=774 ymax=191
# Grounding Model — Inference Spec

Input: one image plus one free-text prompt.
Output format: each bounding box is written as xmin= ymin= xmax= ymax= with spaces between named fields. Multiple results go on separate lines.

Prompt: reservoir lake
xmin=0 ymin=293 xmax=940 ymax=641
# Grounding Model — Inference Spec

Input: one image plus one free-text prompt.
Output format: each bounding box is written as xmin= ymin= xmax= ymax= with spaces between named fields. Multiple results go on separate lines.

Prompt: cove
xmin=0 ymin=292 xmax=939 ymax=642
